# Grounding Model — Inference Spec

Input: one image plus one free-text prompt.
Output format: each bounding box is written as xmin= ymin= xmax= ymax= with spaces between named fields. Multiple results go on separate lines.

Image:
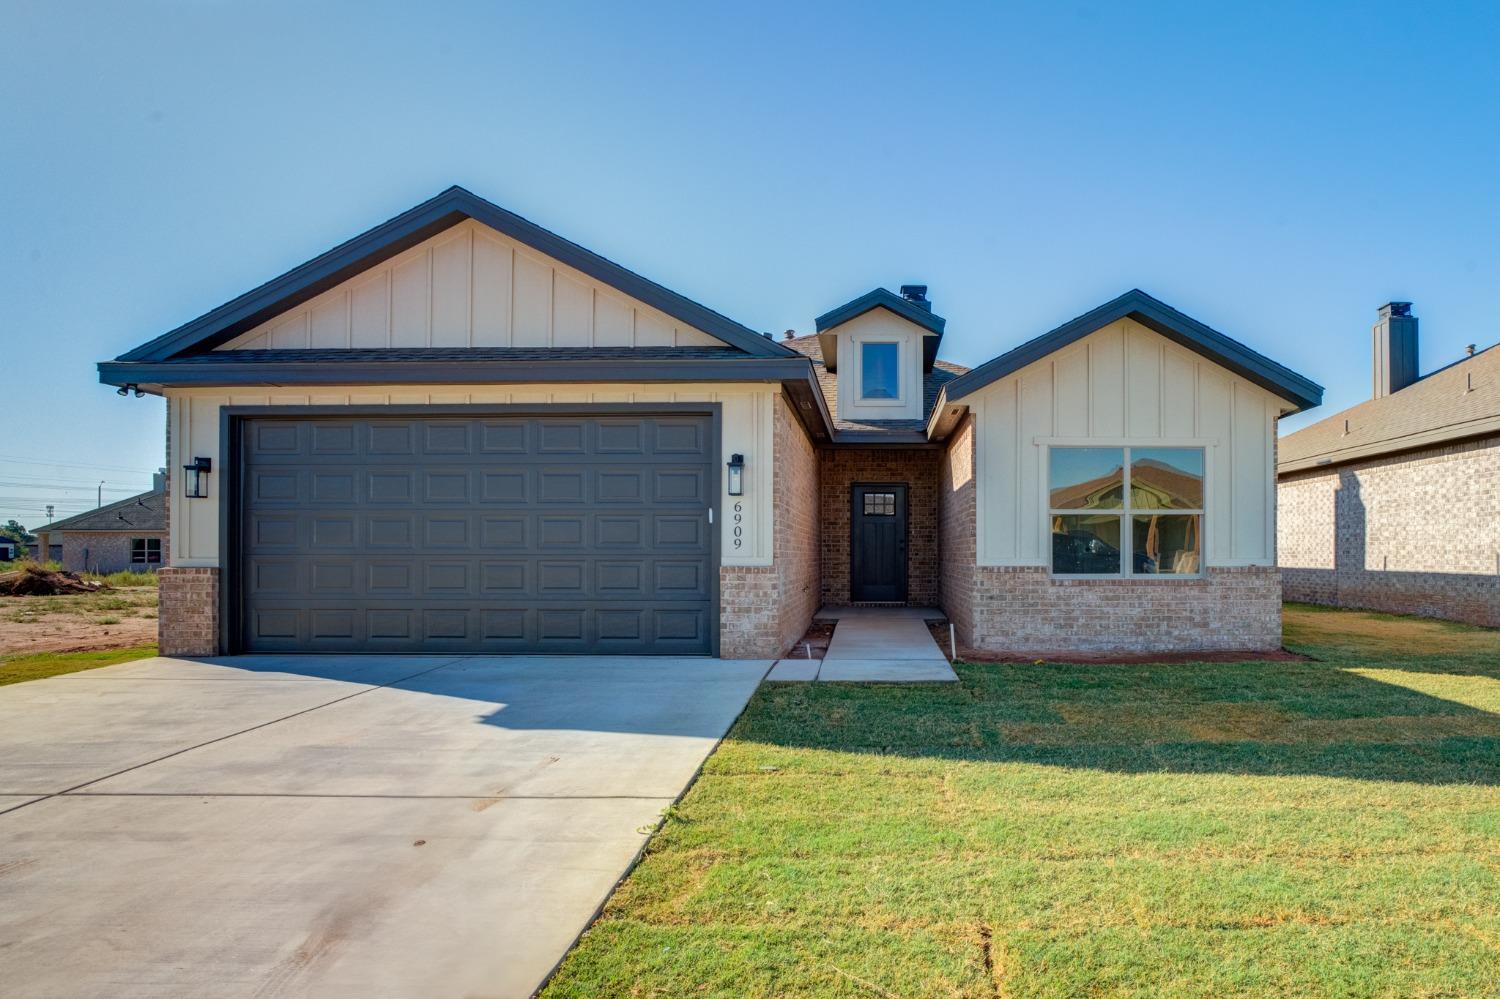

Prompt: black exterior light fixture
xmin=116 ymin=383 xmax=145 ymax=398
xmin=183 ymin=456 xmax=212 ymax=498
xmin=726 ymin=453 xmax=745 ymax=496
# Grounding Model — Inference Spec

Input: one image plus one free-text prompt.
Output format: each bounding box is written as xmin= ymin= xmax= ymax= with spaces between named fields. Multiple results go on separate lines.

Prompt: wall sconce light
xmin=183 ymin=456 xmax=212 ymax=499
xmin=726 ymin=453 xmax=745 ymax=496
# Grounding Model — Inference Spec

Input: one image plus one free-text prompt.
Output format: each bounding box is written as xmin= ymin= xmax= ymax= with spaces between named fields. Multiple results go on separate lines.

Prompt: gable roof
xmin=114 ymin=186 xmax=796 ymax=363
xmin=814 ymin=288 xmax=947 ymax=337
xmin=942 ymin=289 xmax=1323 ymax=413
xmin=814 ymin=288 xmax=948 ymax=373
xmin=38 ymin=487 xmax=166 ymax=534
xmin=1279 ymin=344 xmax=1498 ymax=473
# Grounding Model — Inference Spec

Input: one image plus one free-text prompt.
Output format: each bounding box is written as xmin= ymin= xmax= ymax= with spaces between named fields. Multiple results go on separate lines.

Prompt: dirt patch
xmin=926 ymin=619 xmax=957 ymax=661
xmin=0 ymin=590 xmax=159 ymax=656
xmin=0 ymin=565 xmax=107 ymax=596
xmin=787 ymin=619 xmax=836 ymax=659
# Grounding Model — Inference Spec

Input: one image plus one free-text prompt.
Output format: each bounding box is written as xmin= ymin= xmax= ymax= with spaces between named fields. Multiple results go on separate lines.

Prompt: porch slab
xmin=808 ymin=606 xmax=958 ymax=683
xmin=816 ymin=659 xmax=958 ymax=683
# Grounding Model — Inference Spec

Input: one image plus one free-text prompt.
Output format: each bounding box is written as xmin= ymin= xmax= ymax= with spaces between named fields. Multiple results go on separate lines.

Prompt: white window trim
xmin=1045 ymin=444 xmax=1207 ymax=579
xmin=855 ymin=339 xmax=905 ymax=404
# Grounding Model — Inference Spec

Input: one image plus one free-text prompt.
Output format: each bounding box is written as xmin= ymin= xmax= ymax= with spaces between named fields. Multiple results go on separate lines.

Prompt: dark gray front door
xmin=238 ymin=413 xmax=715 ymax=654
xmin=850 ymin=483 xmax=907 ymax=603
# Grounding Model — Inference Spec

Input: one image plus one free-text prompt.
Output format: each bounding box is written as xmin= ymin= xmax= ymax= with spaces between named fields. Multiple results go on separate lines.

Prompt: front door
xmin=850 ymin=483 xmax=908 ymax=602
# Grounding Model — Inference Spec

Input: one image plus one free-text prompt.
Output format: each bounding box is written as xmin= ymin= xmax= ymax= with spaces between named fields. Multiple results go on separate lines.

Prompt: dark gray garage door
xmin=238 ymin=413 xmax=716 ymax=654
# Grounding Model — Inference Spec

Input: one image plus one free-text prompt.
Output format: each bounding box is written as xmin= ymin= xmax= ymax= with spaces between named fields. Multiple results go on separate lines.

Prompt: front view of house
xmin=99 ymin=187 xmax=1321 ymax=658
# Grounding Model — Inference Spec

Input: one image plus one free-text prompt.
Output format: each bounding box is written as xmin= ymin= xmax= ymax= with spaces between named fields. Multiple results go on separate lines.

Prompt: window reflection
xmin=1131 ymin=514 xmax=1201 ymax=574
xmin=861 ymin=343 xmax=900 ymax=400
xmin=1130 ymin=448 xmax=1204 ymax=509
xmin=1048 ymin=447 xmax=1124 ymax=509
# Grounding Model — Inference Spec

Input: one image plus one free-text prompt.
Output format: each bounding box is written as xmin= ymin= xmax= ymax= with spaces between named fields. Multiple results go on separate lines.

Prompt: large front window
xmin=860 ymin=342 xmax=899 ymax=400
xmin=1049 ymin=446 xmax=1203 ymax=576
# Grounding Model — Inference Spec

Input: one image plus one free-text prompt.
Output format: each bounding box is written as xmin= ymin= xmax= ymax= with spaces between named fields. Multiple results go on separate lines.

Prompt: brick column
xmin=158 ymin=567 xmax=221 ymax=656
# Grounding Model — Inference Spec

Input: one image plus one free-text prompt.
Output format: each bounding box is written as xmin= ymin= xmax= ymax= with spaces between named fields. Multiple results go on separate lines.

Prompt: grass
xmin=544 ymin=604 xmax=1500 ymax=998
xmin=1 ymin=587 xmax=158 ymax=626
xmin=0 ymin=644 xmax=157 ymax=685
xmin=84 ymin=569 xmax=160 ymax=587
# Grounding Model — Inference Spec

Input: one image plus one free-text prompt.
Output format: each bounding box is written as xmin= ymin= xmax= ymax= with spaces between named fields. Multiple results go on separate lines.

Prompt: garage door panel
xmin=310 ymin=422 xmax=357 ymax=454
xmin=240 ymin=414 xmax=715 ymax=654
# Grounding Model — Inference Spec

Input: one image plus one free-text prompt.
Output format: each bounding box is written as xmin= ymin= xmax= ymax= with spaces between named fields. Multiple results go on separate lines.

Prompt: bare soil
xmin=787 ymin=619 xmax=837 ymax=659
xmin=0 ymin=589 xmax=159 ymax=655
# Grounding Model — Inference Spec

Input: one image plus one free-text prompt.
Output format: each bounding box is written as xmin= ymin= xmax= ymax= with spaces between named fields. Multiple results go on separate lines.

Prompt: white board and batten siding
xmin=971 ymin=318 xmax=1284 ymax=567
xmin=217 ymin=219 xmax=727 ymax=351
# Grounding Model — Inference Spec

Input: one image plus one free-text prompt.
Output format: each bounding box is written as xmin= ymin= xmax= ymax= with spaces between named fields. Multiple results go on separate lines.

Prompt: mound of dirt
xmin=0 ymin=565 xmax=109 ymax=596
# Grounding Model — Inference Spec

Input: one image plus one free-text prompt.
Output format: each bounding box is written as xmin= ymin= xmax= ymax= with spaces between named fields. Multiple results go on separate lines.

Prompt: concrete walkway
xmin=0 ymin=654 xmax=769 ymax=999
xmin=767 ymin=606 xmax=958 ymax=682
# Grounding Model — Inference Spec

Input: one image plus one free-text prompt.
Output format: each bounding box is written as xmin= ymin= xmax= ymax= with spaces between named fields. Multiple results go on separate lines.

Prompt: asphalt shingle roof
xmin=1279 ymin=345 xmax=1500 ymax=473
xmin=39 ymin=487 xmax=166 ymax=534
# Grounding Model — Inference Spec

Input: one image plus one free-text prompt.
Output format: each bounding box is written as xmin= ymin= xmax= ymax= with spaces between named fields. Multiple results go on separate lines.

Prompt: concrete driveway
xmin=0 ymin=653 xmax=769 ymax=998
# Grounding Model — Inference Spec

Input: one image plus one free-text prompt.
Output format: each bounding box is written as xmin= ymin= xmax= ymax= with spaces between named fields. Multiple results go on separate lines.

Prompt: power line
xmin=0 ymin=480 xmax=146 ymax=492
xmin=0 ymin=470 xmax=154 ymax=487
xmin=0 ymin=453 xmax=159 ymax=474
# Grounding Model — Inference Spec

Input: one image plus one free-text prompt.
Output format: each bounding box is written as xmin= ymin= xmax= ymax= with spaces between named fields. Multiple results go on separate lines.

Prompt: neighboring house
xmin=1279 ymin=304 xmax=1499 ymax=626
xmin=32 ymin=476 xmax=167 ymax=574
xmin=0 ymin=538 xmax=22 ymax=561
xmin=98 ymin=186 xmax=1320 ymax=658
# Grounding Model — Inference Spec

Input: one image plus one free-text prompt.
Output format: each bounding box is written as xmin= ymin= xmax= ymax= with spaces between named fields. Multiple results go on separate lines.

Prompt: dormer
xmin=815 ymin=285 xmax=946 ymax=422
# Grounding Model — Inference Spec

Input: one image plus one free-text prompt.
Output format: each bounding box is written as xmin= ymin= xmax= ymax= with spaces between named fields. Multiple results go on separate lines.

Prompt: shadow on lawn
xmin=736 ymin=609 xmax=1500 ymax=786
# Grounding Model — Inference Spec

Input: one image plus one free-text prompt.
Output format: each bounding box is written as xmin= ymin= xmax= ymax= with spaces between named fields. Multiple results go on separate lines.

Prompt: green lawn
xmin=0 ymin=644 xmax=158 ymax=686
xmin=544 ymin=604 xmax=1500 ymax=998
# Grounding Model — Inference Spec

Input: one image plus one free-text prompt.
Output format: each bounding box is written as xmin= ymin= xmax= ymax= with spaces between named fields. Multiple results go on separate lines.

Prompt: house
xmin=1279 ymin=303 xmax=1499 ymax=626
xmin=31 ymin=476 xmax=168 ymax=574
xmin=0 ymin=538 xmax=22 ymax=561
xmin=98 ymin=187 xmax=1320 ymax=658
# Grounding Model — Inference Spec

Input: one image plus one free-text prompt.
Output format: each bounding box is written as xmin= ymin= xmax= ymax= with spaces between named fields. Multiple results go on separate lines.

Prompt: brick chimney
xmin=1372 ymin=302 xmax=1418 ymax=399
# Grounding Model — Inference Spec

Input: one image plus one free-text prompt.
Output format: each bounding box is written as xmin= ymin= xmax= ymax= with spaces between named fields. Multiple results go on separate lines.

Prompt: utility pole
xmin=46 ymin=504 xmax=54 ymax=525
xmin=98 ymin=481 xmax=105 ymax=509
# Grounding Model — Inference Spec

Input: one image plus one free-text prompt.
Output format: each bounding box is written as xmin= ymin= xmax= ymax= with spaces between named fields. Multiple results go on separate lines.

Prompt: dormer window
xmin=861 ymin=342 xmax=900 ymax=400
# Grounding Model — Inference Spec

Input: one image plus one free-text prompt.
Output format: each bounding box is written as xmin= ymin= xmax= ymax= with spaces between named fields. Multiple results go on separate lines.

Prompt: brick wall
xmin=818 ymin=446 xmax=939 ymax=605
xmin=163 ymin=396 xmax=172 ymax=566
xmin=720 ymin=394 xmax=822 ymax=658
xmin=59 ymin=532 xmax=164 ymax=574
xmin=970 ymin=565 xmax=1282 ymax=654
xmin=158 ymin=566 xmax=220 ymax=656
xmin=938 ymin=415 xmax=976 ymax=644
xmin=1278 ymin=435 xmax=1500 ymax=627
xmin=774 ymin=395 xmax=821 ymax=651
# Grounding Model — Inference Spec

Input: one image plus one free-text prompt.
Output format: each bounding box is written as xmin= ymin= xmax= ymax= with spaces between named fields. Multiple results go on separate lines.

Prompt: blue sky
xmin=3 ymin=1 xmax=1497 ymax=529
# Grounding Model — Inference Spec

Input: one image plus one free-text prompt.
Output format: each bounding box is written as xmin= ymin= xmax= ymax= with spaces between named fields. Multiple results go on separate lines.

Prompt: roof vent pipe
xmin=1372 ymin=302 xmax=1418 ymax=399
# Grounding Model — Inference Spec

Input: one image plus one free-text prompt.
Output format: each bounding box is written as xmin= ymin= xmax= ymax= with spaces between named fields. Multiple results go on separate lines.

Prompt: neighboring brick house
xmin=1279 ymin=303 xmax=1499 ymax=627
xmin=97 ymin=186 xmax=1320 ymax=658
xmin=32 ymin=475 xmax=167 ymax=574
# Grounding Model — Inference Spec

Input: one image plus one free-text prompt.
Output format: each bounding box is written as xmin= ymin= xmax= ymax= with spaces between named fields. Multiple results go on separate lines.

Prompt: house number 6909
xmin=732 ymin=501 xmax=743 ymax=549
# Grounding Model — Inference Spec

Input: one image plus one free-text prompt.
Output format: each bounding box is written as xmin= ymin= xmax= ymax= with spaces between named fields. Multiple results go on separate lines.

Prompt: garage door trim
xmin=218 ymin=403 xmax=722 ymax=655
